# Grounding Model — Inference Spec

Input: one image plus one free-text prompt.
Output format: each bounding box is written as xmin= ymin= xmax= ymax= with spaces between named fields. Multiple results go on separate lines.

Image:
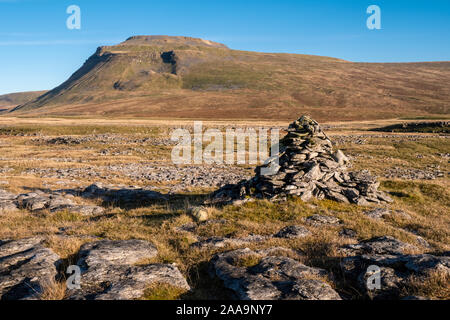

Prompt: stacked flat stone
xmin=209 ymin=115 xmax=392 ymax=205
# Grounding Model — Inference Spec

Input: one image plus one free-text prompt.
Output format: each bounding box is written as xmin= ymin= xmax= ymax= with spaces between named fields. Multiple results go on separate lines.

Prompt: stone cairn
xmin=209 ymin=115 xmax=392 ymax=205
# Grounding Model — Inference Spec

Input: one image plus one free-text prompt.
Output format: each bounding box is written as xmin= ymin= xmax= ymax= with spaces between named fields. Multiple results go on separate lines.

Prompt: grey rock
xmin=340 ymin=236 xmax=418 ymax=256
xmin=287 ymin=279 xmax=342 ymax=300
xmin=332 ymin=150 xmax=349 ymax=166
xmin=16 ymin=194 xmax=49 ymax=211
xmin=77 ymin=240 xmax=158 ymax=267
xmin=62 ymin=205 xmax=105 ymax=216
xmin=210 ymin=248 xmax=341 ymax=300
xmin=70 ymin=239 xmax=189 ymax=300
xmin=0 ymin=200 xmax=18 ymax=213
xmin=384 ymin=166 xmax=445 ymax=180
xmin=0 ymin=237 xmax=61 ymax=300
xmin=306 ymin=214 xmax=341 ymax=226
xmin=339 ymin=236 xmax=448 ymax=299
xmin=274 ymin=225 xmax=312 ymax=239
xmin=0 ymin=189 xmax=17 ymax=201
xmin=364 ymin=207 xmax=390 ymax=220
xmin=188 ymin=206 xmax=209 ymax=222
xmin=192 ymin=234 xmax=267 ymax=249
xmin=415 ymin=236 xmax=431 ymax=249
xmin=3 ymin=188 xmax=106 ymax=216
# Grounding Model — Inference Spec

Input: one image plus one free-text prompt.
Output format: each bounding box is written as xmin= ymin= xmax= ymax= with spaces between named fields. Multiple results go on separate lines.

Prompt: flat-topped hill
xmin=9 ymin=36 xmax=450 ymax=121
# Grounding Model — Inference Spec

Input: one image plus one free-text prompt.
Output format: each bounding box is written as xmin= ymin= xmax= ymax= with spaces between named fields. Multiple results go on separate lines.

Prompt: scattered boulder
xmin=188 ymin=206 xmax=209 ymax=222
xmin=77 ymin=240 xmax=158 ymax=266
xmin=373 ymin=121 xmax=449 ymax=134
xmin=305 ymin=214 xmax=341 ymax=226
xmin=0 ymin=237 xmax=61 ymax=300
xmin=274 ymin=225 xmax=312 ymax=239
xmin=16 ymin=192 xmax=51 ymax=211
xmin=210 ymin=248 xmax=341 ymax=300
xmin=208 ymin=115 xmax=392 ymax=205
xmin=415 ymin=236 xmax=431 ymax=249
xmin=1 ymin=189 xmax=105 ymax=216
xmin=192 ymin=234 xmax=267 ymax=249
xmin=0 ymin=189 xmax=17 ymax=201
xmin=68 ymin=240 xmax=189 ymax=300
xmin=364 ymin=207 xmax=391 ymax=220
xmin=62 ymin=205 xmax=105 ymax=216
xmin=340 ymin=236 xmax=418 ymax=256
xmin=384 ymin=166 xmax=445 ymax=180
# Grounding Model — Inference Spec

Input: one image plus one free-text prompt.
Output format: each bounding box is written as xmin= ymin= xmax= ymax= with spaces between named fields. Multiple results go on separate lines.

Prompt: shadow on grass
xmin=21 ymin=186 xmax=211 ymax=211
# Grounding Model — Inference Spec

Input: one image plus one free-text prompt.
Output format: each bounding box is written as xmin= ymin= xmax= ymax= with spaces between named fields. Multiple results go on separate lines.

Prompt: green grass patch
xmin=141 ymin=283 xmax=188 ymax=300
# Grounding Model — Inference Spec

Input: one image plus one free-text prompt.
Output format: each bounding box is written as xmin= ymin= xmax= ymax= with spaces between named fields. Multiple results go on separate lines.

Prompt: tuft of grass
xmin=140 ymin=282 xmax=188 ymax=300
xmin=236 ymin=254 xmax=262 ymax=268
xmin=401 ymin=270 xmax=450 ymax=300
xmin=39 ymin=279 xmax=67 ymax=300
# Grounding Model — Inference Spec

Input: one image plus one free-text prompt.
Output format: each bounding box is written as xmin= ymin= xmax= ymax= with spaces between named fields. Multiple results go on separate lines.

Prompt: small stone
xmin=332 ymin=150 xmax=349 ymax=165
xmin=188 ymin=206 xmax=209 ymax=222
xmin=364 ymin=207 xmax=390 ymax=220
xmin=306 ymin=214 xmax=341 ymax=226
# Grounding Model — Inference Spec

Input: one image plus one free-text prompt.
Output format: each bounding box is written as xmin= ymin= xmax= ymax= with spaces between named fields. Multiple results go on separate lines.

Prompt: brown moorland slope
xmin=0 ymin=91 xmax=47 ymax=111
xmin=9 ymin=35 xmax=450 ymax=121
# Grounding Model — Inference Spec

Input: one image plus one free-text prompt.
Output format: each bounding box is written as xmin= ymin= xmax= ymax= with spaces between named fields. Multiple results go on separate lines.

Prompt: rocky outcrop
xmin=0 ymin=189 xmax=19 ymax=214
xmin=373 ymin=121 xmax=449 ymax=134
xmin=339 ymin=236 xmax=449 ymax=299
xmin=210 ymin=248 xmax=341 ymax=300
xmin=0 ymin=188 xmax=105 ymax=215
xmin=192 ymin=235 xmax=268 ymax=250
xmin=191 ymin=224 xmax=314 ymax=250
xmin=209 ymin=115 xmax=392 ymax=205
xmin=68 ymin=240 xmax=190 ymax=300
xmin=0 ymin=237 xmax=60 ymax=300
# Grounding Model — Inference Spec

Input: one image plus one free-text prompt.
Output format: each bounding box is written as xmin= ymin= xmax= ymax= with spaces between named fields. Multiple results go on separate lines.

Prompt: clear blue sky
xmin=0 ymin=0 xmax=449 ymax=95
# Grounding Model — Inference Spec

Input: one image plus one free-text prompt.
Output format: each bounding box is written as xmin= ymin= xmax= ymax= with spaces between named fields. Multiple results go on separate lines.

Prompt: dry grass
xmin=0 ymin=117 xmax=448 ymax=299
xmin=39 ymin=279 xmax=67 ymax=300
xmin=402 ymin=270 xmax=450 ymax=300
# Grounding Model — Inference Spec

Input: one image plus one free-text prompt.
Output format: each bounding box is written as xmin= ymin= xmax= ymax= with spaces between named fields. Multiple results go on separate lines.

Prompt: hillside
xmin=10 ymin=35 xmax=450 ymax=121
xmin=0 ymin=91 xmax=47 ymax=111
